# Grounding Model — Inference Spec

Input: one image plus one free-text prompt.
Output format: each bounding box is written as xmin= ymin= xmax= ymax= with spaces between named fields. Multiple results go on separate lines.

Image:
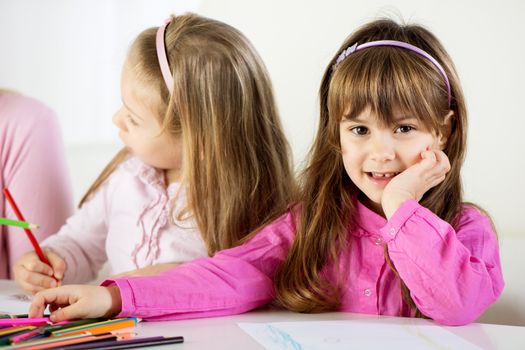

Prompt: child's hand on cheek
xmin=381 ymin=149 xmax=451 ymax=220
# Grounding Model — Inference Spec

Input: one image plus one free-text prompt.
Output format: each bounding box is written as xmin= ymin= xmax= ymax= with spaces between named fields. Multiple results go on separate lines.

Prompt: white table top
xmin=1 ymin=280 xmax=524 ymax=349
xmin=135 ymin=310 xmax=525 ymax=350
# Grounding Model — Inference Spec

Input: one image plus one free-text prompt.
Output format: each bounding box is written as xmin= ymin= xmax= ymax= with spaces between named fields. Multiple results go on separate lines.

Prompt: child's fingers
xmin=17 ymin=280 xmax=47 ymax=295
xmin=425 ymin=151 xmax=450 ymax=181
xmin=50 ymin=303 xmax=86 ymax=322
xmin=420 ymin=149 xmax=450 ymax=179
xmin=28 ymin=288 xmax=61 ymax=318
xmin=28 ymin=293 xmax=47 ymax=318
xmin=23 ymin=258 xmax=54 ymax=277
xmin=419 ymin=150 xmax=438 ymax=170
xmin=29 ymin=275 xmax=57 ymax=291
xmin=16 ymin=267 xmax=57 ymax=292
xmin=434 ymin=150 xmax=451 ymax=173
xmin=29 ymin=287 xmax=78 ymax=319
xmin=46 ymin=251 xmax=66 ymax=280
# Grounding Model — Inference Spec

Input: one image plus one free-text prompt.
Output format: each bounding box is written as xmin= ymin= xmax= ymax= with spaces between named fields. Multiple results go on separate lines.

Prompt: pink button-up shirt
xmin=104 ymin=199 xmax=504 ymax=326
xmin=43 ymin=156 xmax=207 ymax=283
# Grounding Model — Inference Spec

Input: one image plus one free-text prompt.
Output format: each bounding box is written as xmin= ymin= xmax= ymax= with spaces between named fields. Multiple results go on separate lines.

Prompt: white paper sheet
xmin=0 ymin=280 xmax=32 ymax=315
xmin=238 ymin=320 xmax=482 ymax=350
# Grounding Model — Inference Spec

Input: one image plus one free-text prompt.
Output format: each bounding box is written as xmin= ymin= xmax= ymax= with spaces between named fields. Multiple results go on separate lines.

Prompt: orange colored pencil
xmin=52 ymin=318 xmax=138 ymax=337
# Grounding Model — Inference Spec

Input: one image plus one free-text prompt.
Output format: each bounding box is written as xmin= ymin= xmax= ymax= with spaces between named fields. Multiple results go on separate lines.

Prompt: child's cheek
xmin=398 ymin=143 xmax=426 ymax=166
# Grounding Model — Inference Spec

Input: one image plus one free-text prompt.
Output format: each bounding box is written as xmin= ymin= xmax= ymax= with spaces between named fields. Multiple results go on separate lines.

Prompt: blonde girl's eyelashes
xmin=126 ymin=114 xmax=139 ymax=126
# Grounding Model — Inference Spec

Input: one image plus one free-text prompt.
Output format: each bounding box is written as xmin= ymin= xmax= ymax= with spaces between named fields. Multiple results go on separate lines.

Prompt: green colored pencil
xmin=0 ymin=217 xmax=39 ymax=229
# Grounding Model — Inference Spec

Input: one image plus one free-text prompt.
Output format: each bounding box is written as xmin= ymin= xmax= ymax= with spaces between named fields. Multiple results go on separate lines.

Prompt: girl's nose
xmin=369 ymin=134 xmax=395 ymax=162
xmin=112 ymin=109 xmax=127 ymax=131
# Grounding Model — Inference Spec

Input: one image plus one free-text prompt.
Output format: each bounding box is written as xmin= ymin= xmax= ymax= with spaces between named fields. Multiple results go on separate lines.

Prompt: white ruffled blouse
xmin=42 ymin=156 xmax=208 ymax=283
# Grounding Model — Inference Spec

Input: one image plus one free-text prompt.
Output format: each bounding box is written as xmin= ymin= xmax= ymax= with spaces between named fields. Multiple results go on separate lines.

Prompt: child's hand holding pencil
xmin=1 ymin=187 xmax=66 ymax=294
xmin=13 ymin=249 xmax=66 ymax=294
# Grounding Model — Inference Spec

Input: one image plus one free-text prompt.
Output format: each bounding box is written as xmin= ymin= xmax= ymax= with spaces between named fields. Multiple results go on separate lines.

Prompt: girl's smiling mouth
xmin=366 ymin=171 xmax=401 ymax=186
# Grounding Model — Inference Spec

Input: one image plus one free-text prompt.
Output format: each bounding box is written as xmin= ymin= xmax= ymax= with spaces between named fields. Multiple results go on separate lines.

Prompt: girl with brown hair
xmin=15 ymin=13 xmax=295 ymax=293
xmin=29 ymin=19 xmax=503 ymax=326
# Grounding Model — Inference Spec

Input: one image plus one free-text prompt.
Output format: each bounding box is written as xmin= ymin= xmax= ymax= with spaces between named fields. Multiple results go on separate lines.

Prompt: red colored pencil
xmin=2 ymin=188 xmax=51 ymax=265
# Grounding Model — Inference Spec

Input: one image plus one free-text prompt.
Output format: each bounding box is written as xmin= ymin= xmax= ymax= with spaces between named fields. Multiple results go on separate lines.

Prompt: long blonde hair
xmin=80 ymin=13 xmax=296 ymax=254
xmin=276 ymin=19 xmax=471 ymax=314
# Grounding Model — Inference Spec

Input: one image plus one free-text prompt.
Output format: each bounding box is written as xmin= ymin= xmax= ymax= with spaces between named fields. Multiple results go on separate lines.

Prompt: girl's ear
xmin=437 ymin=110 xmax=454 ymax=150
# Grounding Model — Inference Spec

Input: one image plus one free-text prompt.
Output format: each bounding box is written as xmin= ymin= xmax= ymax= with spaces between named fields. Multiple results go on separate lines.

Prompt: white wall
xmin=1 ymin=0 xmax=524 ymax=238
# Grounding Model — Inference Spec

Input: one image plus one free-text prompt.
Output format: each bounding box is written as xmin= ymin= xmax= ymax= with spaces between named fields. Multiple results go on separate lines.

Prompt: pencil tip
xmin=29 ymin=224 xmax=40 ymax=229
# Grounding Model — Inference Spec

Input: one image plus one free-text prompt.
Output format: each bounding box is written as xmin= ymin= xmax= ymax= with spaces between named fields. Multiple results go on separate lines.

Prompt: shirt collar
xmin=354 ymin=198 xmax=388 ymax=235
xmin=121 ymin=156 xmax=166 ymax=191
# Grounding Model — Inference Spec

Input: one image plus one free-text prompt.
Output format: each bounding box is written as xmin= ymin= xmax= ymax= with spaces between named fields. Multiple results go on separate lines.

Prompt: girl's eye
xmin=350 ymin=126 xmax=369 ymax=135
xmin=395 ymin=125 xmax=415 ymax=133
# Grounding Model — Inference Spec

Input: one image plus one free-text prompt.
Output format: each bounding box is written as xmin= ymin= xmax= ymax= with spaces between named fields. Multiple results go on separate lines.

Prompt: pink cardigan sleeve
xmin=102 ymin=211 xmax=296 ymax=321
xmin=379 ymin=200 xmax=504 ymax=326
xmin=0 ymin=93 xmax=74 ymax=279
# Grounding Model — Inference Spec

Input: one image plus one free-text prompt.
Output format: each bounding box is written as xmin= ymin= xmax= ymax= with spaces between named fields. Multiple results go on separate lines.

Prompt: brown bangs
xmin=329 ymin=46 xmax=449 ymax=131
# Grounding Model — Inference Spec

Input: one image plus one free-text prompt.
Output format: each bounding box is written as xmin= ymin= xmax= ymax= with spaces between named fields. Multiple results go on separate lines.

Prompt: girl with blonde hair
xmin=15 ymin=13 xmax=295 ymax=293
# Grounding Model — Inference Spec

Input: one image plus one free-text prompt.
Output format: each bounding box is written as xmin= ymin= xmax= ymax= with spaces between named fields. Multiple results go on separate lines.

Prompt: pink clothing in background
xmin=104 ymin=199 xmax=504 ymax=326
xmin=42 ymin=156 xmax=208 ymax=284
xmin=0 ymin=93 xmax=74 ymax=279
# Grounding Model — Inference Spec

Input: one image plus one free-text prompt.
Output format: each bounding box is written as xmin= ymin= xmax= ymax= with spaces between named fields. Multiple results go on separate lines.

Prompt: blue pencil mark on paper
xmin=265 ymin=324 xmax=303 ymax=350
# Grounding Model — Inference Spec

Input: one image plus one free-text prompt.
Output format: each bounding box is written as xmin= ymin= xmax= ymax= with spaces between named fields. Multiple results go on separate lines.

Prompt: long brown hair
xmin=80 ymin=13 xmax=296 ymax=254
xmin=275 ymin=19 xmax=469 ymax=313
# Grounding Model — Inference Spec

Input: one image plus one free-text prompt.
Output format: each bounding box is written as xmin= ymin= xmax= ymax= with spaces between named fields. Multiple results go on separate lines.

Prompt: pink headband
xmin=332 ymin=40 xmax=452 ymax=108
xmin=156 ymin=17 xmax=174 ymax=93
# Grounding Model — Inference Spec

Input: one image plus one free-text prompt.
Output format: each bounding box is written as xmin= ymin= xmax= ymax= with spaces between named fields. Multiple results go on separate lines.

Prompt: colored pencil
xmin=2 ymin=188 xmax=50 ymax=265
xmin=4 ymin=332 xmax=96 ymax=349
xmin=52 ymin=318 xmax=139 ymax=336
xmin=6 ymin=332 xmax=136 ymax=350
xmin=0 ymin=326 xmax=35 ymax=337
xmin=9 ymin=328 xmax=42 ymax=343
xmin=14 ymin=318 xmax=105 ymax=342
xmin=0 ymin=326 xmax=37 ymax=346
xmin=25 ymin=333 xmax=125 ymax=350
xmin=8 ymin=319 xmax=101 ymax=343
xmin=0 ymin=318 xmax=50 ymax=327
xmin=59 ymin=335 xmax=184 ymax=350
xmin=0 ymin=217 xmax=39 ymax=229
xmin=0 ymin=314 xmax=29 ymax=319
